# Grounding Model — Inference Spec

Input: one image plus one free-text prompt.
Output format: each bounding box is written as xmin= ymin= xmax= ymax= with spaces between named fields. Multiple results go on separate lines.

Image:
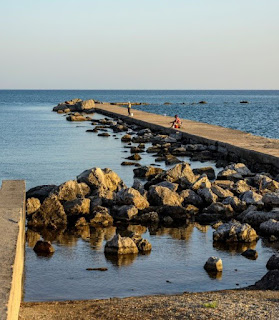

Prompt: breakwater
xmin=0 ymin=180 xmax=25 ymax=320
xmin=94 ymin=104 xmax=279 ymax=175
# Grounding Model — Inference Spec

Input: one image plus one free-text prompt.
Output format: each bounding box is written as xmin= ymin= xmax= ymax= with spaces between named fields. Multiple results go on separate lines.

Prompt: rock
xmin=53 ymin=180 xmax=83 ymax=202
xmin=132 ymin=179 xmax=145 ymax=195
xmin=233 ymin=180 xmax=251 ymax=194
xmin=227 ymin=163 xmax=252 ymax=176
xmin=222 ymin=196 xmax=246 ymax=212
xmin=266 ymin=254 xmax=279 ymax=270
xmin=138 ymin=212 xmax=159 ymax=224
xmin=66 ymin=115 xmax=88 ymax=121
xmin=27 ymin=194 xmax=67 ymax=228
xmin=184 ymin=204 xmax=199 ymax=215
xmin=98 ymin=132 xmax=110 ymax=137
xmin=130 ymin=147 xmax=144 ymax=153
xmin=193 ymin=167 xmax=216 ymax=180
xmin=171 ymin=147 xmax=189 ymax=156
xmin=214 ymin=180 xmax=234 ymax=190
xmin=158 ymin=205 xmax=193 ymax=220
xmin=191 ymin=174 xmax=211 ymax=191
xmin=199 ymin=101 xmax=207 ymax=104
xmin=240 ymin=101 xmax=249 ymax=104
xmin=26 ymin=184 xmax=57 ymax=203
xmin=78 ymin=182 xmax=91 ymax=197
xmin=89 ymin=196 xmax=103 ymax=209
xmin=163 ymin=216 xmax=174 ymax=225
xmin=121 ymin=161 xmax=140 ymax=166
xmin=197 ymin=188 xmax=218 ymax=205
xmin=75 ymin=99 xmax=95 ymax=111
xmin=127 ymin=153 xmax=142 ymax=161
xmin=212 ymin=221 xmax=223 ymax=229
xmin=211 ymin=184 xmax=234 ymax=199
xmin=63 ymin=198 xmax=91 ymax=216
xmin=90 ymin=206 xmax=113 ymax=227
xmin=262 ymin=192 xmax=279 ymax=207
xmin=204 ymin=257 xmax=223 ymax=272
xmin=256 ymin=175 xmax=279 ymax=192
xmin=77 ymin=167 xmax=125 ymax=193
xmin=113 ymin=205 xmax=138 ymax=221
xmin=253 ymin=270 xmax=279 ymax=290
xmin=165 ymin=155 xmax=181 ymax=165
xmin=104 ymin=234 xmax=139 ymax=255
xmin=33 ymin=240 xmax=55 ymax=254
xmin=148 ymin=186 xmax=183 ymax=206
xmin=269 ymin=235 xmax=278 ymax=242
xmin=26 ymin=197 xmax=41 ymax=216
xmin=154 ymin=181 xmax=178 ymax=192
xmin=121 ymin=134 xmax=132 ymax=142
xmin=203 ymin=202 xmax=234 ymax=218
xmin=133 ymin=166 xmax=163 ymax=178
xmin=241 ymin=249 xmax=258 ymax=260
xmin=260 ymin=219 xmax=279 ymax=236
xmin=146 ymin=145 xmax=162 ymax=153
xmin=75 ymin=217 xmax=88 ymax=227
xmin=136 ymin=239 xmax=152 ymax=252
xmin=243 ymin=209 xmax=279 ymax=227
xmin=240 ymin=191 xmax=263 ymax=206
xmin=180 ymin=189 xmax=203 ymax=207
xmin=217 ymin=169 xmax=242 ymax=181
xmin=116 ymin=188 xmax=149 ymax=210
xmin=137 ymin=128 xmax=152 ymax=136
xmin=165 ymin=163 xmax=196 ymax=185
xmin=213 ymin=221 xmax=258 ymax=243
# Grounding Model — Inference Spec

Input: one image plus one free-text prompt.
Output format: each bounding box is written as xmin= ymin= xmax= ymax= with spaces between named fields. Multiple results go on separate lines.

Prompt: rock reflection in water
xmin=205 ymin=271 xmax=223 ymax=280
xmin=26 ymin=229 xmax=41 ymax=248
xmin=153 ymin=224 xmax=194 ymax=241
xmin=194 ymin=223 xmax=209 ymax=233
xmin=213 ymin=241 xmax=257 ymax=254
xmin=105 ymin=253 xmax=138 ymax=267
xmin=90 ymin=227 xmax=116 ymax=250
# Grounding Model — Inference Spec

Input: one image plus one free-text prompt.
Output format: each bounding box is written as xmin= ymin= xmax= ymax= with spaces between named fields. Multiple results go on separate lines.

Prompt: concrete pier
xmin=95 ymin=104 xmax=279 ymax=174
xmin=0 ymin=180 xmax=26 ymax=320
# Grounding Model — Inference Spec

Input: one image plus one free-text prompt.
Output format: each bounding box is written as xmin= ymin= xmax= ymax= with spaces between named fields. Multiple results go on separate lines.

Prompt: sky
xmin=0 ymin=0 xmax=279 ymax=89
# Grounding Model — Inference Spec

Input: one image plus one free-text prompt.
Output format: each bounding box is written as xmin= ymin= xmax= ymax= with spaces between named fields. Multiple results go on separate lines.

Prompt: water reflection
xmin=152 ymin=225 xmax=194 ymax=241
xmin=205 ymin=271 xmax=223 ymax=280
xmin=90 ymin=227 xmax=116 ymax=250
xmin=213 ymin=241 xmax=257 ymax=254
xmin=26 ymin=229 xmax=40 ymax=248
xmin=105 ymin=252 xmax=138 ymax=266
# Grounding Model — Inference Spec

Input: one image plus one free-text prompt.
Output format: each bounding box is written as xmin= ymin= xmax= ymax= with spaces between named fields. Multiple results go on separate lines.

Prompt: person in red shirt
xmin=171 ymin=114 xmax=181 ymax=128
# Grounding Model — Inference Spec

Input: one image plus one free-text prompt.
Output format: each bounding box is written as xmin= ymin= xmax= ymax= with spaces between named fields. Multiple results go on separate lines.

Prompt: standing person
xmin=170 ymin=114 xmax=181 ymax=128
xmin=127 ymin=101 xmax=132 ymax=116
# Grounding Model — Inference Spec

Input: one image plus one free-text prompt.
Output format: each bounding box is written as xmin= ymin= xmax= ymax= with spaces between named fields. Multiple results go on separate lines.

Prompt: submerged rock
xmin=33 ymin=240 xmax=55 ymax=254
xmin=204 ymin=257 xmax=223 ymax=272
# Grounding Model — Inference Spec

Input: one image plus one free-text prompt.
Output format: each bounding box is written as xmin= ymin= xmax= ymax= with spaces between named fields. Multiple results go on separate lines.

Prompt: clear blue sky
xmin=1 ymin=0 xmax=279 ymax=89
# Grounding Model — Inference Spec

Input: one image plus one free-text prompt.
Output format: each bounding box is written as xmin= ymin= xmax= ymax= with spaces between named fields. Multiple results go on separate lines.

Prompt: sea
xmin=0 ymin=90 xmax=279 ymax=301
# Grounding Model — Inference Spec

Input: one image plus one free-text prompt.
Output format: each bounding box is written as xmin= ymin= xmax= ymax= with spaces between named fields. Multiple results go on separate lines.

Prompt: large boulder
xmin=213 ymin=221 xmax=258 ymax=243
xmin=133 ymin=166 xmax=163 ymax=178
xmin=164 ymin=163 xmax=196 ymax=185
xmin=27 ymin=194 xmax=67 ymax=228
xmin=211 ymin=184 xmax=234 ymax=199
xmin=203 ymin=202 xmax=234 ymax=218
xmin=26 ymin=185 xmax=57 ymax=203
xmin=222 ymin=196 xmax=246 ymax=212
xmin=148 ymin=186 xmax=183 ymax=206
xmin=116 ymin=188 xmax=149 ymax=210
xmin=77 ymin=167 xmax=125 ymax=193
xmin=104 ymin=234 xmax=139 ymax=255
xmin=262 ymin=192 xmax=279 ymax=207
xmin=193 ymin=167 xmax=215 ymax=180
xmin=191 ymin=174 xmax=211 ymax=191
xmin=90 ymin=206 xmax=113 ymax=227
xmin=260 ymin=219 xmax=279 ymax=236
xmin=227 ymin=163 xmax=252 ymax=176
xmin=254 ymin=174 xmax=279 ymax=192
xmin=233 ymin=180 xmax=251 ymax=194
xmin=180 ymin=189 xmax=203 ymax=207
xmin=63 ymin=198 xmax=91 ymax=216
xmin=113 ymin=205 xmax=138 ymax=221
xmin=26 ymin=197 xmax=41 ymax=216
xmin=197 ymin=188 xmax=218 ymax=205
xmin=243 ymin=209 xmax=279 ymax=227
xmin=52 ymin=180 xmax=87 ymax=202
xmin=252 ymin=270 xmax=279 ymax=290
xmin=240 ymin=190 xmax=263 ymax=206
xmin=76 ymin=99 xmax=95 ymax=111
xmin=266 ymin=254 xmax=279 ymax=270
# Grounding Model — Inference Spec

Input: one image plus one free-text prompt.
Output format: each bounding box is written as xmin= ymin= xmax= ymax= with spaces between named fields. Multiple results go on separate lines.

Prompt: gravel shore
xmin=20 ymin=289 xmax=279 ymax=320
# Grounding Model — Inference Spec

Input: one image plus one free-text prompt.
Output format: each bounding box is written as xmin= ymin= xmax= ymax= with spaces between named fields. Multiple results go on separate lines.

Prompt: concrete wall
xmin=0 ymin=180 xmax=26 ymax=320
xmin=95 ymin=108 xmax=279 ymax=175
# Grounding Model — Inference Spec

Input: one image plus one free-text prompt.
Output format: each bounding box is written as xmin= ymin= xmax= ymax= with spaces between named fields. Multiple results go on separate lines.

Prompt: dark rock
xmin=33 ymin=240 xmax=55 ymax=254
xmin=241 ymin=249 xmax=258 ymax=260
xmin=193 ymin=167 xmax=216 ymax=180
xmin=90 ymin=206 xmax=113 ymax=227
xmin=266 ymin=254 xmax=279 ymax=270
xmin=26 ymin=185 xmax=57 ymax=203
xmin=252 ymin=270 xmax=279 ymax=290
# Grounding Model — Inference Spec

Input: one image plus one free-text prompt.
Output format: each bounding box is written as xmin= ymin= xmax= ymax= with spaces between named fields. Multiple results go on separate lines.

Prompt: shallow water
xmin=24 ymin=223 xmax=278 ymax=302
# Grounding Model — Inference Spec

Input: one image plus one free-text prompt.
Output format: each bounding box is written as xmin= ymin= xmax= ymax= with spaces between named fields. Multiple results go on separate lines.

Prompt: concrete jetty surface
xmin=0 ymin=181 xmax=26 ymax=320
xmin=95 ymin=103 xmax=279 ymax=173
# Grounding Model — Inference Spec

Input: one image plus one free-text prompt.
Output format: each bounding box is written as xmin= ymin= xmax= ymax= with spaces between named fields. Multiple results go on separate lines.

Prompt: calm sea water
xmin=0 ymin=90 xmax=278 ymax=301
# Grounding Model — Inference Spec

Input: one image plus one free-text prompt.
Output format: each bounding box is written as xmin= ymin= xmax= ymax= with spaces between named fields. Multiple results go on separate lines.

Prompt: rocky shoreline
xmin=24 ymin=99 xmax=279 ymax=306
